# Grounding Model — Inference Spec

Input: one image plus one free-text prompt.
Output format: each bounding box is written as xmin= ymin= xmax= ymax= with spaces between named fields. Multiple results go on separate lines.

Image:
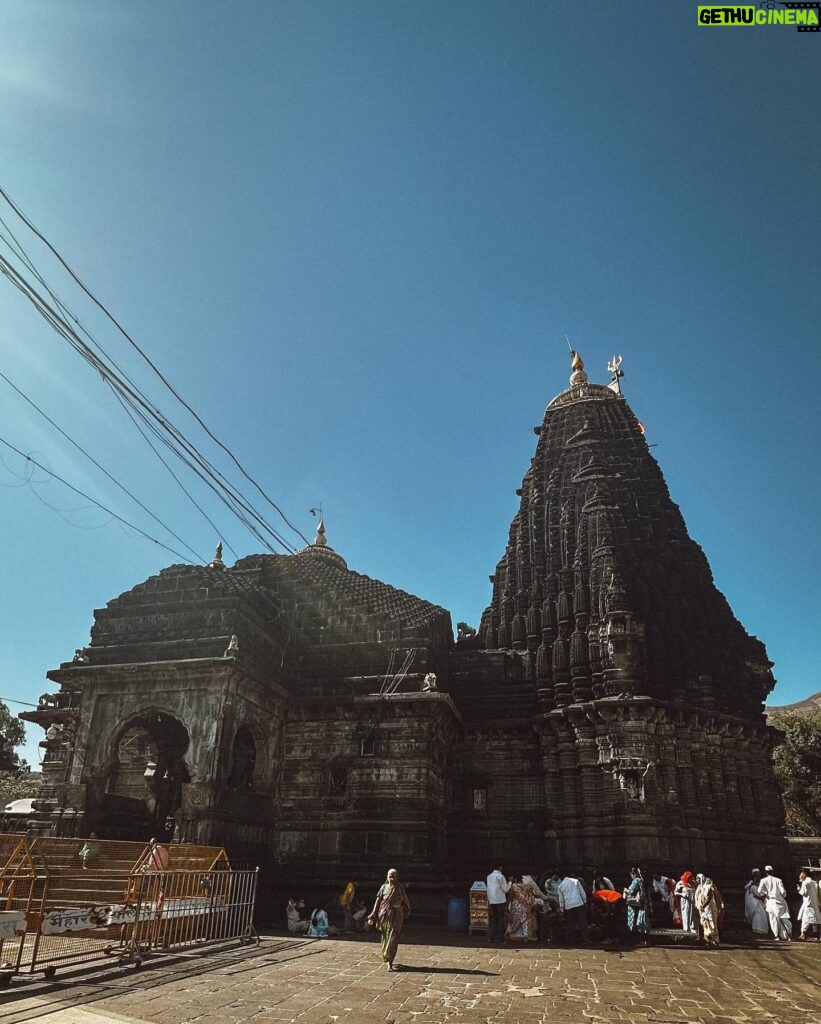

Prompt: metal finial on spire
xmin=309 ymin=504 xmax=327 ymax=545
xmin=569 ymin=350 xmax=588 ymax=386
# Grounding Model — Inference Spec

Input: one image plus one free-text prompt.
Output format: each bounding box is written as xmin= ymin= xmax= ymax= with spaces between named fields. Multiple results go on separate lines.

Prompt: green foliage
xmin=0 ymin=700 xmax=27 ymax=773
xmin=771 ymin=710 xmax=821 ymax=837
xmin=0 ymin=770 xmax=42 ymax=805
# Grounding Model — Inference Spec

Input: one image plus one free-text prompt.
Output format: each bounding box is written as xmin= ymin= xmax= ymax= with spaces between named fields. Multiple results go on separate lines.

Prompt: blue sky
xmin=1 ymin=1 xmax=818 ymax=768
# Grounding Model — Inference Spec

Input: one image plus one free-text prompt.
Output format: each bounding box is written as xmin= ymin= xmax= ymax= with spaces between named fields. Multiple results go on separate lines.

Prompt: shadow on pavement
xmin=394 ymin=964 xmax=496 ymax=976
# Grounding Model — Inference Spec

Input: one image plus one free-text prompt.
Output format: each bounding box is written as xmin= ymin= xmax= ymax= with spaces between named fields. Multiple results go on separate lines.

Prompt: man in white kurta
xmin=797 ymin=872 xmax=820 ymax=940
xmin=758 ymin=866 xmax=792 ymax=940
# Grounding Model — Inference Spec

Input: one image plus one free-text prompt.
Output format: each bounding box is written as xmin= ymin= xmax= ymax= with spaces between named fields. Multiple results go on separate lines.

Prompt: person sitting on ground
xmin=286 ymin=898 xmax=309 ymax=934
xmin=307 ymin=902 xmax=338 ymax=937
xmin=350 ymin=895 xmax=368 ymax=931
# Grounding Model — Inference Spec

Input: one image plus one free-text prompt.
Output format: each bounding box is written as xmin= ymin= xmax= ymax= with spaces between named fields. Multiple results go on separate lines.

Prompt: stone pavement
xmin=1 ymin=930 xmax=819 ymax=1024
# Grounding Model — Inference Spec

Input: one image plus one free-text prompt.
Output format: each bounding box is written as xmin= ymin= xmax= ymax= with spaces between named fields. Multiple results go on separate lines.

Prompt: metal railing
xmin=0 ymin=835 xmax=258 ymax=983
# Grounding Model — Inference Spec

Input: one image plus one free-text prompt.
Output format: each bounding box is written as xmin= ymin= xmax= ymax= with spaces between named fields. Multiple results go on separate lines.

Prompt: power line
xmin=107 ymin=383 xmax=239 ymax=560
xmin=0 ymin=434 xmax=197 ymax=564
xmin=0 ymin=184 xmax=312 ymax=548
xmin=0 ymin=246 xmax=302 ymax=555
xmin=0 ymin=369 xmax=205 ymax=562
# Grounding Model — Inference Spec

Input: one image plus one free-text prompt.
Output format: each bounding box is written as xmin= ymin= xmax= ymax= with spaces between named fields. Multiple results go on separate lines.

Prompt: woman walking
xmin=504 ymin=876 xmax=540 ymax=942
xmin=368 ymin=867 xmax=411 ymax=970
xmin=624 ymin=867 xmax=651 ymax=947
xmin=695 ymin=877 xmax=724 ymax=947
xmin=674 ymin=871 xmax=697 ymax=934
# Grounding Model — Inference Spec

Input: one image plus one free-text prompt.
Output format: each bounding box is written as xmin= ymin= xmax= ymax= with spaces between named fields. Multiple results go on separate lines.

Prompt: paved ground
xmin=1 ymin=930 xmax=819 ymax=1024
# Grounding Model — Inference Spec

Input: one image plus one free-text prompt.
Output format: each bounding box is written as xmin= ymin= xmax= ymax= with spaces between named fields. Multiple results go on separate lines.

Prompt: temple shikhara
xmin=23 ymin=354 xmax=788 ymax=901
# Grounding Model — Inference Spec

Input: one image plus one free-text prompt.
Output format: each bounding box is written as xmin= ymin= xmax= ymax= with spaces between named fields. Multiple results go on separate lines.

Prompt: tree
xmin=0 ymin=770 xmax=42 ymax=805
xmin=770 ymin=710 xmax=821 ymax=836
xmin=0 ymin=700 xmax=27 ymax=773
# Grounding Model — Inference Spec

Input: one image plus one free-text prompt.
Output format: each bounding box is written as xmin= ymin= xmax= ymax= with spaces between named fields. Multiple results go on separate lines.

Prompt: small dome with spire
xmin=298 ymin=518 xmax=347 ymax=569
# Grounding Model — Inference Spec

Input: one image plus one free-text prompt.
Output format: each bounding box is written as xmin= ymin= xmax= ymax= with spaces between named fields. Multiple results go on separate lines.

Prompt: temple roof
xmin=81 ymin=526 xmax=451 ymax=679
xmin=479 ymin=352 xmax=773 ymax=719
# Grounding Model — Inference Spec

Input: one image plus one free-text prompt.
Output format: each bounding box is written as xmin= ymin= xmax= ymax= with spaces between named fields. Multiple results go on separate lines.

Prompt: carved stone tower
xmin=449 ymin=352 xmax=786 ymax=876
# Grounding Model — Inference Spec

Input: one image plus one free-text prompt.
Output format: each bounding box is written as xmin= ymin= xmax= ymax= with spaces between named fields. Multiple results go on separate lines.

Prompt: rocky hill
xmin=766 ymin=691 xmax=821 ymax=718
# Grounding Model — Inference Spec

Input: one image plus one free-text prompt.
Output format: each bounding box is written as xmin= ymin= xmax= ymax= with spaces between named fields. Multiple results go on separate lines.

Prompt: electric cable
xmin=0 ymin=249 xmax=300 ymax=554
xmin=0 ymin=184 xmax=311 ymax=547
xmin=0 ymin=434 xmax=197 ymax=564
xmin=0 ymin=370 xmax=205 ymax=562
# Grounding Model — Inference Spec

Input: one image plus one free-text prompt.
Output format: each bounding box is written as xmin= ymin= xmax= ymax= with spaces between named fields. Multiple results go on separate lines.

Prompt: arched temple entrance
xmin=102 ymin=711 xmax=190 ymax=842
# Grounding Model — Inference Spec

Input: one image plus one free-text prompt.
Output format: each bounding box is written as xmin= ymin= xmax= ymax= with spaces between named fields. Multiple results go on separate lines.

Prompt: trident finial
xmin=607 ymin=354 xmax=624 ymax=395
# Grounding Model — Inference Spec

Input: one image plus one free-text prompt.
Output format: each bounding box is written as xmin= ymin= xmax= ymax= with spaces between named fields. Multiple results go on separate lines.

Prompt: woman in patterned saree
xmin=368 ymin=867 xmax=411 ymax=970
xmin=504 ymin=877 xmax=540 ymax=942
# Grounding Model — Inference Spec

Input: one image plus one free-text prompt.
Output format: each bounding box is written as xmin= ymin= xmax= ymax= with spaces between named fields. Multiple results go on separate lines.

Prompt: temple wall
xmin=276 ymin=692 xmax=459 ymax=884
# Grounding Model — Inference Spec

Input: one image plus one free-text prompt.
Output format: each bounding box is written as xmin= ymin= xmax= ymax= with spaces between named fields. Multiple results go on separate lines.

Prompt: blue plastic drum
xmin=447 ymin=896 xmax=468 ymax=932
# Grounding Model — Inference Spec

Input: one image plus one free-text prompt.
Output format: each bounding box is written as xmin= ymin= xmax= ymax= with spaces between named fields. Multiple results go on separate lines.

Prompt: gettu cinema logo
xmin=698 ymin=3 xmax=820 ymax=29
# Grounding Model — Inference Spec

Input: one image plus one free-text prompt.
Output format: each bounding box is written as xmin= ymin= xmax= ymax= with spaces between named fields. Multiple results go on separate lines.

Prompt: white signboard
xmin=0 ymin=910 xmax=26 ymax=939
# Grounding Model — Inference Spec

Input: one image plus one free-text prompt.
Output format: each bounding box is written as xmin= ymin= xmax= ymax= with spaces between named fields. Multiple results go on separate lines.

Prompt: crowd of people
xmin=484 ymin=863 xmax=821 ymax=948
xmin=285 ymin=861 xmax=820 ymax=968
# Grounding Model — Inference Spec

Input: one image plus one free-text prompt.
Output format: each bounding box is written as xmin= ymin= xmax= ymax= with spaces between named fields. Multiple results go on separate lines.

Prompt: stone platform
xmin=2 ymin=930 xmax=819 ymax=1024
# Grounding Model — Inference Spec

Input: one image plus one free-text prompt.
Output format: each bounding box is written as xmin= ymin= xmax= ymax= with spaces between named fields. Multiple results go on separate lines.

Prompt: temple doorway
xmin=101 ymin=712 xmax=190 ymax=842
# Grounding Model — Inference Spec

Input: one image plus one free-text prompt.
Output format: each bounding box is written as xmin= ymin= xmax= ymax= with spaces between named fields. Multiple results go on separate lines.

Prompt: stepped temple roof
xmin=479 ymin=352 xmax=773 ymax=720
xmin=80 ymin=523 xmax=451 ymax=681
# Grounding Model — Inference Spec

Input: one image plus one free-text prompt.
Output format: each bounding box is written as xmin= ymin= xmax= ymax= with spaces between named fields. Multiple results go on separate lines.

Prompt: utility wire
xmin=0 ymin=184 xmax=312 ymax=547
xmin=0 ymin=250 xmax=299 ymax=554
xmin=107 ymin=383 xmax=239 ymax=560
xmin=0 ymin=370 xmax=205 ymax=562
xmin=0 ymin=434 xmax=197 ymax=564
xmin=0 ymin=246 xmax=302 ymax=553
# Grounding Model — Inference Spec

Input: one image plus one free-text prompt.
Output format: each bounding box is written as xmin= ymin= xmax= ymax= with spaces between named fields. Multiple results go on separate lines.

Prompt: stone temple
xmin=24 ymin=353 xmax=787 ymax=903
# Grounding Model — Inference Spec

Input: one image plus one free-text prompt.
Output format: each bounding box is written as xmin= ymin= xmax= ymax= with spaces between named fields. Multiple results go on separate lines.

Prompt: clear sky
xmin=1 ymin=1 xmax=818 ymax=769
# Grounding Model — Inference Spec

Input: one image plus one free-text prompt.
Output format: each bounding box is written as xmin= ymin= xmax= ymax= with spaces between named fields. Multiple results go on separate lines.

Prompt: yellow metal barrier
xmin=0 ymin=834 xmax=258 ymax=982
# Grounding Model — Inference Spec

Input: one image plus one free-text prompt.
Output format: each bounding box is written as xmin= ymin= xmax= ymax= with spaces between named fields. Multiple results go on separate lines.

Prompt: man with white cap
xmin=757 ymin=865 xmax=792 ymax=940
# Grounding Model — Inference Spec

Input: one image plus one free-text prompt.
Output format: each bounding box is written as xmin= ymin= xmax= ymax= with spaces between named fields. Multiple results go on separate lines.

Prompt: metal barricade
xmin=123 ymin=867 xmax=259 ymax=965
xmin=26 ymin=836 xmax=151 ymax=976
xmin=0 ymin=835 xmax=258 ymax=980
xmin=0 ymin=835 xmax=36 ymax=983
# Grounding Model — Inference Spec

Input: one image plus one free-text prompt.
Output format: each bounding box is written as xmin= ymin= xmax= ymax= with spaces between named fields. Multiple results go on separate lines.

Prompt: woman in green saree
xmin=368 ymin=868 xmax=411 ymax=970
